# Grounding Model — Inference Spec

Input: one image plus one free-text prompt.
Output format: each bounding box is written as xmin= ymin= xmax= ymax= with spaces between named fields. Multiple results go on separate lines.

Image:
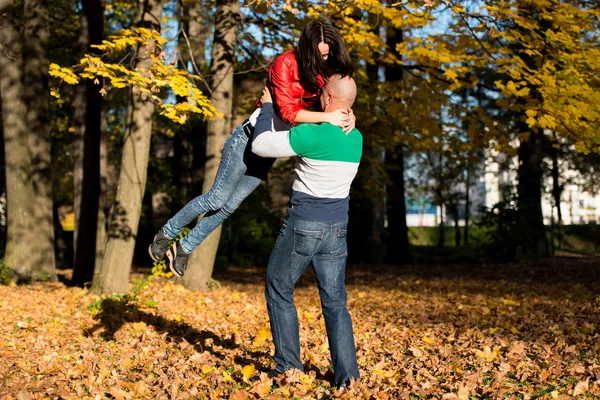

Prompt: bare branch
xmin=179 ymin=26 xmax=213 ymax=97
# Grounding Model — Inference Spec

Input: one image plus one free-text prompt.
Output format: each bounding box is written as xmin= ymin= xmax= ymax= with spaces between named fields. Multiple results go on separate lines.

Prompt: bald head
xmin=320 ymin=74 xmax=357 ymax=112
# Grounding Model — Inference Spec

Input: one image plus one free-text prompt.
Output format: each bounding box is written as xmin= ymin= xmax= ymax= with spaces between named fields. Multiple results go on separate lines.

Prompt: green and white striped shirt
xmin=252 ymin=103 xmax=362 ymax=222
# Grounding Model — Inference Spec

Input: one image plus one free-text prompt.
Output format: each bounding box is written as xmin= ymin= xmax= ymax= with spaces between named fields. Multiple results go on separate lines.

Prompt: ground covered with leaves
xmin=1 ymin=258 xmax=599 ymax=399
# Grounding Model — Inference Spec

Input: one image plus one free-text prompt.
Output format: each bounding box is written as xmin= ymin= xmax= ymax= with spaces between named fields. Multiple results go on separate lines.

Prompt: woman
xmin=148 ymin=21 xmax=355 ymax=276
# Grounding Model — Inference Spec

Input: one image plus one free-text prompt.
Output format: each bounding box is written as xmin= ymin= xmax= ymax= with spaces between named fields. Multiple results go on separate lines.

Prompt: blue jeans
xmin=265 ymin=216 xmax=360 ymax=386
xmin=163 ymin=123 xmax=275 ymax=253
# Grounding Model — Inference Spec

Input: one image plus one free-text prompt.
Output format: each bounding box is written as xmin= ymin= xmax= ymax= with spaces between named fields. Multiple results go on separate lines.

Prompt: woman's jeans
xmin=265 ymin=216 xmax=360 ymax=386
xmin=163 ymin=122 xmax=275 ymax=253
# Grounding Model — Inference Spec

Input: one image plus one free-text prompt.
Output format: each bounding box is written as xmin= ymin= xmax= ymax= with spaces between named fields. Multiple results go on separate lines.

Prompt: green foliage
xmin=0 ymin=261 xmax=13 ymax=285
xmin=552 ymin=224 xmax=600 ymax=256
xmin=476 ymin=197 xmax=520 ymax=263
xmin=86 ymin=297 xmax=103 ymax=315
xmin=216 ymin=184 xmax=281 ymax=267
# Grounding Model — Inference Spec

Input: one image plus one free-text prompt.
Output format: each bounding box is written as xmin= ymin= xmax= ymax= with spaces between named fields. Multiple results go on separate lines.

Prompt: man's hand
xmin=260 ymin=87 xmax=273 ymax=104
xmin=326 ymin=109 xmax=351 ymax=129
xmin=343 ymin=108 xmax=356 ymax=134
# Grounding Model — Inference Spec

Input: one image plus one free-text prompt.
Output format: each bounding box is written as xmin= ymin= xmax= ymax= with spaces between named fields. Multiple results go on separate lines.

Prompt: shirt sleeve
xmin=288 ymin=124 xmax=316 ymax=156
xmin=269 ymin=55 xmax=303 ymax=124
xmin=251 ymin=103 xmax=298 ymax=158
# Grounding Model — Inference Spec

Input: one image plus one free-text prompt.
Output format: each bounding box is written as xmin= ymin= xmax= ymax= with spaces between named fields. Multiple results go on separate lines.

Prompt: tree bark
xmin=384 ymin=26 xmax=411 ymax=264
xmin=71 ymin=0 xmax=104 ymax=286
xmin=172 ymin=0 xmax=211 ymax=212
xmin=348 ymin=61 xmax=385 ymax=263
xmin=517 ymin=129 xmax=550 ymax=258
xmin=184 ymin=0 xmax=241 ymax=291
xmin=0 ymin=0 xmax=36 ymax=282
xmin=180 ymin=0 xmax=212 ymax=202
xmin=94 ymin=107 xmax=108 ymax=274
xmin=93 ymin=0 xmax=162 ymax=294
xmin=22 ymin=0 xmax=57 ymax=281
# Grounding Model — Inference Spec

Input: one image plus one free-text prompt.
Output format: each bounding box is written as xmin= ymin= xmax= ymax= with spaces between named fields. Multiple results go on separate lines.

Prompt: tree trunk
xmin=172 ymin=0 xmax=211 ymax=212
xmin=93 ymin=0 xmax=162 ymax=294
xmin=184 ymin=0 xmax=241 ymax=291
xmin=94 ymin=107 xmax=108 ymax=275
xmin=180 ymin=0 xmax=212 ymax=202
xmin=384 ymin=26 xmax=411 ymax=264
xmin=453 ymin=204 xmax=460 ymax=247
xmin=464 ymin=166 xmax=470 ymax=245
xmin=71 ymin=0 xmax=104 ymax=286
xmin=172 ymin=130 xmax=194 ymax=211
xmin=0 ymin=0 xmax=36 ymax=282
xmin=181 ymin=0 xmax=211 ymax=71
xmin=348 ymin=61 xmax=385 ymax=263
xmin=22 ymin=0 xmax=57 ymax=281
xmin=514 ymin=3 xmax=549 ymax=259
xmin=385 ymin=149 xmax=411 ymax=263
xmin=551 ymin=144 xmax=563 ymax=249
xmin=437 ymin=199 xmax=445 ymax=248
xmin=517 ymin=129 xmax=549 ymax=258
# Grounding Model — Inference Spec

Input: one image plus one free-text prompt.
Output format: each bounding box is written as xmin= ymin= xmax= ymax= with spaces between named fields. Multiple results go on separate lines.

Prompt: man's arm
xmin=251 ymin=97 xmax=298 ymax=158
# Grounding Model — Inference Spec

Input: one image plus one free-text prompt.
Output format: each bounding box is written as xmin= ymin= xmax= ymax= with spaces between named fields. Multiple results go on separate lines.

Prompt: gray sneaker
xmin=165 ymin=241 xmax=189 ymax=277
xmin=148 ymin=228 xmax=170 ymax=262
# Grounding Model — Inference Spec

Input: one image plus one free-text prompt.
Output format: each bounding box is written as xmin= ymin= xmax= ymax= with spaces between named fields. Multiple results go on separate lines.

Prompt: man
xmin=252 ymin=75 xmax=362 ymax=387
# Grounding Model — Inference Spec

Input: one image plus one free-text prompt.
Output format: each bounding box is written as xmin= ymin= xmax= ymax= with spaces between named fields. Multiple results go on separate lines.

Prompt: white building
xmin=407 ymin=147 xmax=600 ymax=227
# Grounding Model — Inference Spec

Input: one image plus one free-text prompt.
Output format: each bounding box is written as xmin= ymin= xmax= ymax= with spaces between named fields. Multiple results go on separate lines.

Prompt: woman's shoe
xmin=165 ymin=241 xmax=189 ymax=277
xmin=148 ymin=228 xmax=170 ymax=262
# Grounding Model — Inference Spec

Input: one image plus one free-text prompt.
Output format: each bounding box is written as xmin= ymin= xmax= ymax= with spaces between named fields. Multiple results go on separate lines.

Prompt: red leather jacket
xmin=260 ymin=49 xmax=325 ymax=125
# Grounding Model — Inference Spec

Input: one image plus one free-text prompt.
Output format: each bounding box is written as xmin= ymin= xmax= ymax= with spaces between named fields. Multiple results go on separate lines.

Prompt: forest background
xmin=1 ymin=0 xmax=600 ymax=398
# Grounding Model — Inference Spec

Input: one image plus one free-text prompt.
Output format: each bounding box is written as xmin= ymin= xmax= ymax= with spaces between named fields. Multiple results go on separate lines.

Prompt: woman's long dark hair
xmin=296 ymin=21 xmax=353 ymax=94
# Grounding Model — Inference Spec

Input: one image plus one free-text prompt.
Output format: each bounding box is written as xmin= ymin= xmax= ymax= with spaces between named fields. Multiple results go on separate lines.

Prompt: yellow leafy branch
xmin=49 ymin=27 xmax=220 ymax=124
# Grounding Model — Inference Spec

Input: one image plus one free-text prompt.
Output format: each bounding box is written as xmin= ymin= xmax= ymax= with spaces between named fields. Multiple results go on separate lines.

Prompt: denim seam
xmin=266 ymin=222 xmax=289 ymax=372
xmin=208 ymin=129 xmax=244 ymax=204
xmin=330 ymin=228 xmax=348 ymax=256
xmin=325 ymin=231 xmax=348 ymax=291
xmin=324 ymin=261 xmax=346 ymax=293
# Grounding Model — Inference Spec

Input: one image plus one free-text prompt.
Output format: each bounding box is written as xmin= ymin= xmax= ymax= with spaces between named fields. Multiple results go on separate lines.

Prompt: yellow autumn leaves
xmin=49 ymin=27 xmax=220 ymax=125
xmin=2 ymin=261 xmax=600 ymax=398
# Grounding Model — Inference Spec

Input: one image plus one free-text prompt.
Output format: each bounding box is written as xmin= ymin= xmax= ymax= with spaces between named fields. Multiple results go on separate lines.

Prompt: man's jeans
xmin=163 ymin=123 xmax=275 ymax=253
xmin=266 ymin=216 xmax=360 ymax=386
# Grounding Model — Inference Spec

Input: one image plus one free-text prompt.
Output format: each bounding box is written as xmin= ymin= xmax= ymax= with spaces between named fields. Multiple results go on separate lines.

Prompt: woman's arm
xmin=295 ymin=109 xmax=348 ymax=125
xmin=269 ymin=51 xmax=356 ymax=131
xmin=296 ymin=109 xmax=356 ymax=133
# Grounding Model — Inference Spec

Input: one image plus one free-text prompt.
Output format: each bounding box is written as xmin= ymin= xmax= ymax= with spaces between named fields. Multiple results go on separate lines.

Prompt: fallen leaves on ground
xmin=0 ymin=258 xmax=599 ymax=399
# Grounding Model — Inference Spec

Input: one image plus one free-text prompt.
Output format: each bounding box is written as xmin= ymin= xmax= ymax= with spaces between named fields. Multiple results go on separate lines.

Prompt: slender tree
xmin=0 ymin=0 xmax=36 ymax=282
xmin=384 ymin=25 xmax=411 ymax=264
xmin=184 ymin=0 xmax=242 ymax=291
xmin=94 ymin=108 xmax=108 ymax=273
xmin=348 ymin=63 xmax=386 ymax=263
xmin=23 ymin=0 xmax=57 ymax=281
xmin=94 ymin=0 xmax=163 ymax=294
xmin=172 ymin=0 xmax=212 ymax=212
xmin=71 ymin=0 xmax=105 ymax=286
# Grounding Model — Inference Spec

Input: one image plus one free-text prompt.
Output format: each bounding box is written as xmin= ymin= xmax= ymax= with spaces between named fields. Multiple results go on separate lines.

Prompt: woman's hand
xmin=342 ymin=108 xmax=356 ymax=133
xmin=326 ymin=109 xmax=351 ymax=128
xmin=260 ymin=87 xmax=273 ymax=104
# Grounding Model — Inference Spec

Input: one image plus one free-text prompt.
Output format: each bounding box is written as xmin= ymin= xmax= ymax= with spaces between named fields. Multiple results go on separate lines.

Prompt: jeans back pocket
xmin=293 ymin=228 xmax=324 ymax=257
